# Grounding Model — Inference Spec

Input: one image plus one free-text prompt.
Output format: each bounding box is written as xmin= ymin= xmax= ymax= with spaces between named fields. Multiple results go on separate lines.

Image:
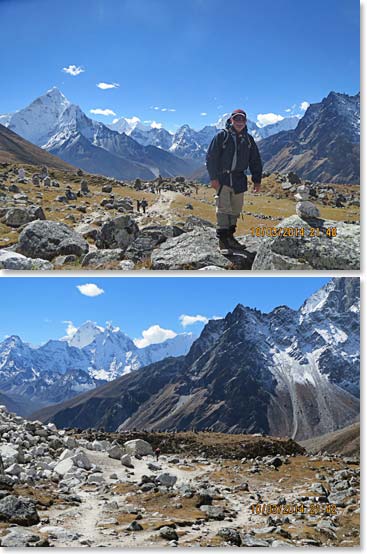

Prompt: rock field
xmin=0 ymin=407 xmax=360 ymax=547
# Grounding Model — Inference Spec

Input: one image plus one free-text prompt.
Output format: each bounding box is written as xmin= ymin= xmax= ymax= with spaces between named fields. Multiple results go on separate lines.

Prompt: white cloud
xmin=179 ymin=314 xmax=209 ymax=328
xmin=201 ymin=112 xmax=207 ymax=116
xmin=90 ymin=108 xmax=116 ymax=116
xmin=77 ymin=284 xmax=105 ymax=297
xmin=151 ymin=121 xmax=163 ymax=128
xmin=151 ymin=106 xmax=175 ymax=112
xmin=97 ymin=82 xmax=120 ymax=90
xmin=300 ymin=101 xmax=310 ymax=111
xmin=62 ymin=320 xmax=77 ymax=339
xmin=285 ymin=108 xmax=292 ymax=113
xmin=62 ymin=65 xmax=85 ymax=76
xmin=134 ymin=325 xmax=177 ymax=348
xmin=256 ymin=113 xmax=285 ymax=127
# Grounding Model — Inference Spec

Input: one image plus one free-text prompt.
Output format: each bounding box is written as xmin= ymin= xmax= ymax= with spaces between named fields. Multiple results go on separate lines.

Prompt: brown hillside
xmin=0 ymin=123 xmax=75 ymax=170
xmin=300 ymin=421 xmax=360 ymax=457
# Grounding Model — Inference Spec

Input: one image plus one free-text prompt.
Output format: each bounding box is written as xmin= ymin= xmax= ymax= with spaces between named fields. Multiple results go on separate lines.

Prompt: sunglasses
xmin=232 ymin=115 xmax=246 ymax=121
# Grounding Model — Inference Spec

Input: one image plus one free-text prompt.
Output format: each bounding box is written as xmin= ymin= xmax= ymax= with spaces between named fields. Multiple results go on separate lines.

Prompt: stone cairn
xmin=295 ymin=184 xmax=320 ymax=219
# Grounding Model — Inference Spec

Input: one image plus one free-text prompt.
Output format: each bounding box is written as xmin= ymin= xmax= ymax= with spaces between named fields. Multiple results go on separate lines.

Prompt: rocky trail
xmin=0 ymin=408 xmax=360 ymax=547
xmin=0 ymin=163 xmax=360 ymax=271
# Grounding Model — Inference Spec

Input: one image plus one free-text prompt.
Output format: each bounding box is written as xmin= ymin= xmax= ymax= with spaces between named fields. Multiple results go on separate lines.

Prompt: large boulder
xmin=0 ymin=249 xmax=53 ymax=270
xmin=0 ymin=445 xmax=24 ymax=466
xmin=252 ymin=215 xmax=360 ymax=270
xmin=156 ymin=472 xmax=177 ymax=487
xmin=0 ymin=495 xmax=39 ymax=526
xmin=151 ymin=228 xmax=232 ymax=270
xmin=123 ymin=439 xmax=153 ymax=456
xmin=5 ymin=205 xmax=45 ymax=228
xmin=96 ymin=215 xmax=139 ymax=250
xmin=1 ymin=528 xmax=47 ymax=547
xmin=17 ymin=220 xmax=89 ymax=261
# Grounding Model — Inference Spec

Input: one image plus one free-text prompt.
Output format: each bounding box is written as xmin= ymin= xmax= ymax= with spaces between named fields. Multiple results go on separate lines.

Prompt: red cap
xmin=231 ymin=109 xmax=247 ymax=118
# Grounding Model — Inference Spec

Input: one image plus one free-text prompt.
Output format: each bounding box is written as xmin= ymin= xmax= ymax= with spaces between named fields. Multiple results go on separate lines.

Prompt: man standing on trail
xmin=206 ymin=109 xmax=262 ymax=254
xmin=155 ymin=447 xmax=161 ymax=462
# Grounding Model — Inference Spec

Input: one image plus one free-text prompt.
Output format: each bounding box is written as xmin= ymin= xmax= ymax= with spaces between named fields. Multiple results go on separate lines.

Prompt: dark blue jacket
xmin=206 ymin=125 xmax=262 ymax=193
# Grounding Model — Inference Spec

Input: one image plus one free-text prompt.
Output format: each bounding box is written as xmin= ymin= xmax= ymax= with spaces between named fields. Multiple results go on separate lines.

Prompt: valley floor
xmin=7 ymin=447 xmax=360 ymax=548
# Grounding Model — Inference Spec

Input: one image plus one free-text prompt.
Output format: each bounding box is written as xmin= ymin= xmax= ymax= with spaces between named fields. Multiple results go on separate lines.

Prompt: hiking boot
xmin=227 ymin=235 xmax=245 ymax=250
xmin=218 ymin=237 xmax=232 ymax=255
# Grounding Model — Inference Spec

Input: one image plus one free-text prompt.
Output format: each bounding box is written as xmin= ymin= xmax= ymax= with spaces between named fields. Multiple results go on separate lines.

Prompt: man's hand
xmin=253 ymin=182 xmax=261 ymax=193
xmin=211 ymin=179 xmax=220 ymax=190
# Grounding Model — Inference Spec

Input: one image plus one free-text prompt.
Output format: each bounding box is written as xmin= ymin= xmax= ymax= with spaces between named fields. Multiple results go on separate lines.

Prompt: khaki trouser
xmin=215 ymin=185 xmax=244 ymax=229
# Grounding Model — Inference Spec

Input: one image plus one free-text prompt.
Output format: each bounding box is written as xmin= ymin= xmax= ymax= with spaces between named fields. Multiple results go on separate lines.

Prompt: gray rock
xmin=123 ymin=439 xmax=153 ymax=456
xmin=151 ymin=228 xmax=232 ymax=270
xmin=124 ymin=229 xmax=167 ymax=262
xmin=200 ymin=505 xmax=225 ymax=520
xmin=102 ymin=184 xmax=113 ymax=193
xmin=183 ymin=216 xmax=215 ymax=232
xmin=217 ymin=527 xmax=242 ymax=546
xmin=0 ymin=475 xmax=15 ymax=490
xmin=142 ymin=224 xmax=184 ymax=239
xmin=39 ymin=525 xmax=80 ymax=541
xmin=147 ymin=462 xmax=161 ymax=471
xmin=17 ymin=220 xmax=89 ymax=261
xmin=156 ymin=472 xmax=177 ymax=487
xmin=296 ymin=201 xmax=320 ymax=218
xmin=108 ymin=445 xmax=124 ymax=460
xmin=126 ymin=519 xmax=143 ymax=531
xmin=0 ymin=495 xmax=39 ymax=525
xmin=96 ymin=215 xmax=139 ymax=250
xmin=87 ymin=473 xmax=105 ymax=485
xmin=71 ymin=450 xmax=92 ymax=470
xmin=5 ymin=205 xmax=45 ymax=228
xmin=54 ymin=254 xmax=78 ymax=266
xmin=81 ymin=248 xmax=124 ymax=268
xmin=241 ymin=534 xmax=270 ymax=547
xmin=252 ymin=215 xmax=360 ymax=270
xmin=0 ymin=444 xmax=24 ymax=465
xmin=0 ymin=249 xmax=53 ymax=270
xmin=119 ymin=260 xmax=135 ymax=270
xmin=1 ymin=528 xmax=47 ymax=547
xmin=120 ymin=454 xmax=134 ymax=468
xmin=159 ymin=526 xmax=178 ymax=541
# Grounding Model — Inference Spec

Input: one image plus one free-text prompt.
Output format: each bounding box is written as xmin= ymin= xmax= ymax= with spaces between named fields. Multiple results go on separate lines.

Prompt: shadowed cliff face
xmin=259 ymin=92 xmax=360 ymax=184
xmin=33 ymin=279 xmax=360 ymax=440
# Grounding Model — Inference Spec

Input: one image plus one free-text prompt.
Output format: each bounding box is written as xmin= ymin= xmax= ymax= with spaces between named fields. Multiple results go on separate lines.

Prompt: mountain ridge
xmin=32 ymin=278 xmax=360 ymax=440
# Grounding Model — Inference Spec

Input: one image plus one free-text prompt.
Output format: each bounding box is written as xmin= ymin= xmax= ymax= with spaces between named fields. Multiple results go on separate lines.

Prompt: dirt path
xmin=138 ymin=190 xmax=179 ymax=225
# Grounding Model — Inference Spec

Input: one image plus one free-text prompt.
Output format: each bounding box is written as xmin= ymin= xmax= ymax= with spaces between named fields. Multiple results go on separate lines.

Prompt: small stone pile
xmin=294 ymin=184 xmax=320 ymax=219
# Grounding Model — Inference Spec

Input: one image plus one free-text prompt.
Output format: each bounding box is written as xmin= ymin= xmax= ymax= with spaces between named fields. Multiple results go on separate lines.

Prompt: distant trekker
xmin=155 ymin=447 xmax=161 ymax=462
xmin=206 ymin=109 xmax=262 ymax=254
xmin=141 ymin=199 xmax=148 ymax=214
xmin=136 ymin=199 xmax=141 ymax=212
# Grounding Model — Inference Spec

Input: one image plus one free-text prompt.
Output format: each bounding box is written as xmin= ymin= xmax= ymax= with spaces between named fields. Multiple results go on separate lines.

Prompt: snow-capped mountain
xmin=66 ymin=321 xmax=105 ymax=349
xmin=1 ymin=88 xmax=200 ymax=180
xmin=107 ymin=116 xmax=151 ymax=135
xmin=0 ymin=323 xmax=197 ymax=414
xmin=34 ymin=279 xmax=360 ymax=440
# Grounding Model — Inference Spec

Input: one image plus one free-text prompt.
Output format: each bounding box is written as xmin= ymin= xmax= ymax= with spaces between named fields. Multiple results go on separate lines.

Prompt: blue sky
xmin=0 ymin=277 xmax=331 ymax=346
xmin=0 ymin=0 xmax=359 ymax=131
